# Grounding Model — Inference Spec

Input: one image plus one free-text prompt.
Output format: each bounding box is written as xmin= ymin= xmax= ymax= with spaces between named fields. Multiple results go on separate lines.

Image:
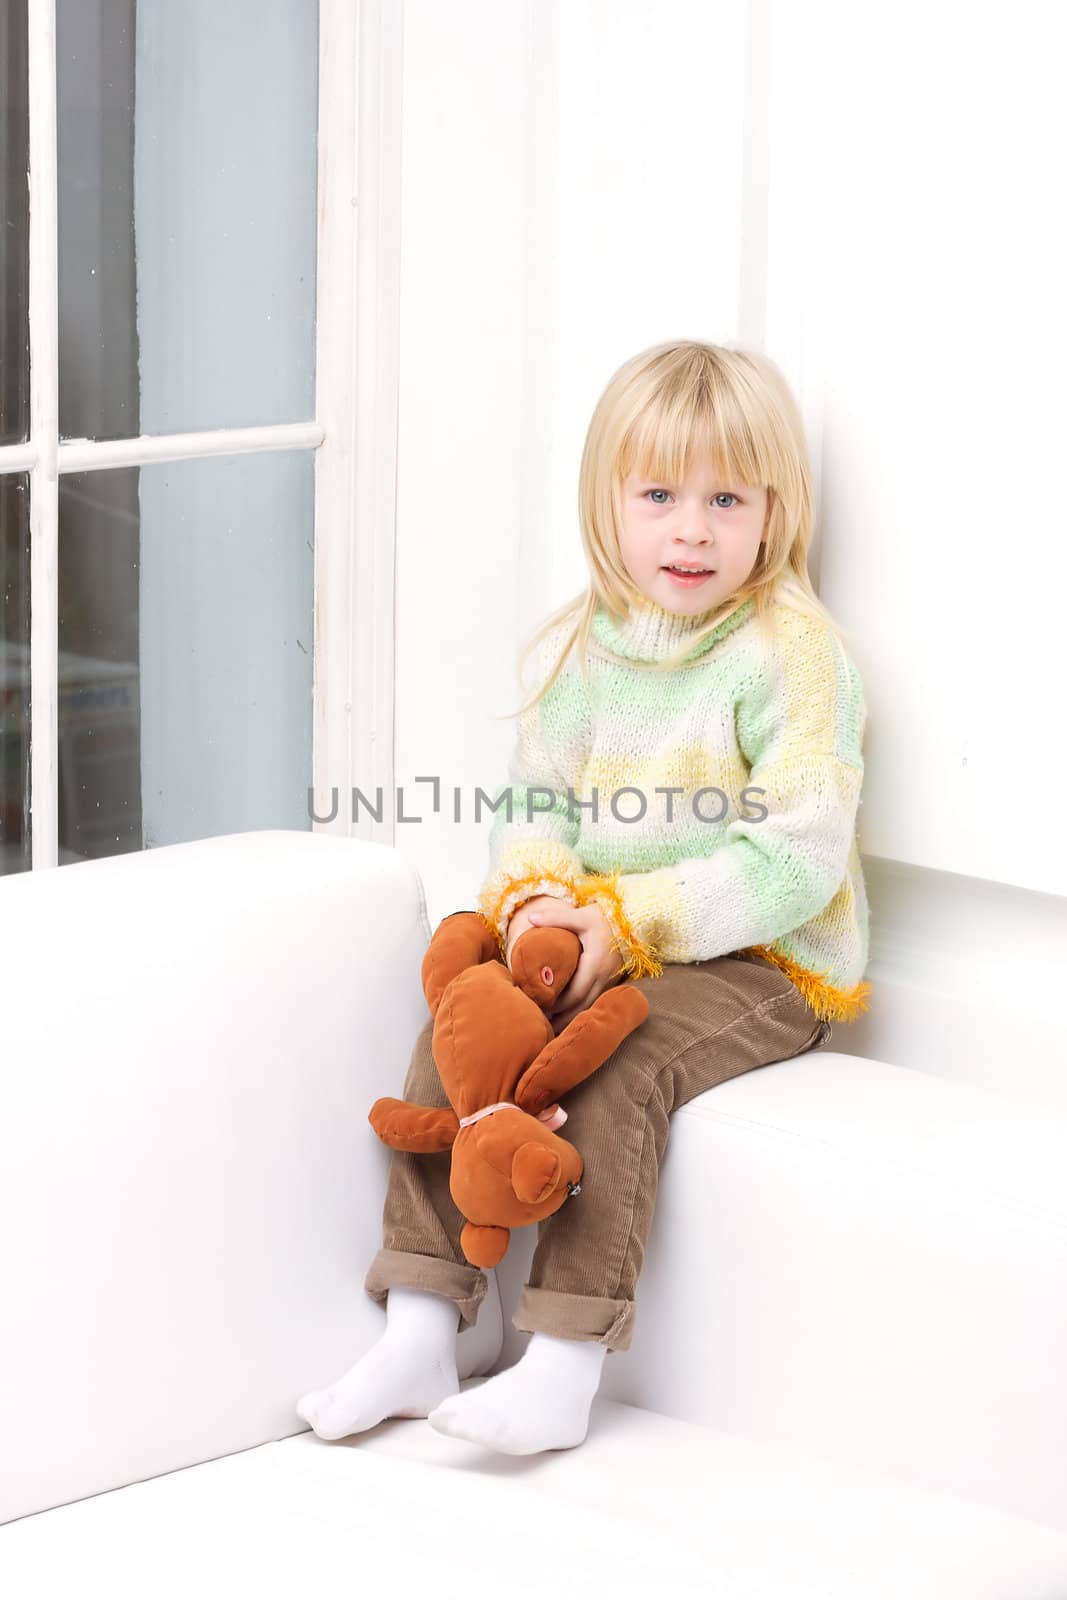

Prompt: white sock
xmin=428 ymin=1330 xmax=608 ymax=1455
xmin=296 ymin=1286 xmax=461 ymax=1440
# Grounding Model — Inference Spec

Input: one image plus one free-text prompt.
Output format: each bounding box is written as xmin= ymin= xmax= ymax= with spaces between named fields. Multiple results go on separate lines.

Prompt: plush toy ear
xmin=511 ymin=1141 xmax=561 ymax=1206
xmin=421 ymin=911 xmax=502 ymax=1016
xmin=368 ymin=1096 xmax=459 ymax=1152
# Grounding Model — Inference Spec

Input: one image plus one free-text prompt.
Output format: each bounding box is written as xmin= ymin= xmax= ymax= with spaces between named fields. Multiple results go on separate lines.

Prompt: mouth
xmin=663 ymin=564 xmax=716 ymax=585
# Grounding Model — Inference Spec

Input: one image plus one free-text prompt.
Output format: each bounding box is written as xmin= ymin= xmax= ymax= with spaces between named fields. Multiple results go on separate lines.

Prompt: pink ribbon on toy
xmin=458 ymin=1099 xmax=567 ymax=1132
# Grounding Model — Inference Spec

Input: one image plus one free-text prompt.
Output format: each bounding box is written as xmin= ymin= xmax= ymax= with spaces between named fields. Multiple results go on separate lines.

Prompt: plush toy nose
xmin=540 ymin=965 xmax=554 ymax=985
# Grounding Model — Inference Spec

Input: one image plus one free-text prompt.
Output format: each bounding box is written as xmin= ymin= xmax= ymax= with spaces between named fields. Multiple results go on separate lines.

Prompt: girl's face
xmin=618 ymin=465 xmax=768 ymax=615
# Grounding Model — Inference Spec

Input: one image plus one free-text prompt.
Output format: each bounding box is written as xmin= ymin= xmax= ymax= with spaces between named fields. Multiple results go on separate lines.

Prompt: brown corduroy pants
xmin=363 ymin=951 xmax=831 ymax=1354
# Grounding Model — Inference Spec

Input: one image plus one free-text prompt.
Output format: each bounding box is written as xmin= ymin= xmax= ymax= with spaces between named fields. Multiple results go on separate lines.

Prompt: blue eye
xmin=644 ymin=490 xmax=739 ymax=508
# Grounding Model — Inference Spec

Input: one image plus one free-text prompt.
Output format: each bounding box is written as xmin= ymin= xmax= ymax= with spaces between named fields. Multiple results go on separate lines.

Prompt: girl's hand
xmin=519 ymin=899 xmax=625 ymax=1033
xmin=505 ymin=894 xmax=564 ymax=970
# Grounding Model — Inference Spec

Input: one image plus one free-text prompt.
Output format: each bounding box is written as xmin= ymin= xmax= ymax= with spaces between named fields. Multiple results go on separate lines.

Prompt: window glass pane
xmin=58 ymin=451 xmax=314 ymax=862
xmin=1 ymin=473 xmax=31 ymax=875
xmin=0 ymin=3 xmax=30 ymax=446
xmin=56 ymin=0 xmax=319 ymax=443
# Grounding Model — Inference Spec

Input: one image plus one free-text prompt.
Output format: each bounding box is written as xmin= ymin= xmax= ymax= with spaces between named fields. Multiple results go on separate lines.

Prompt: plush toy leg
xmin=422 ymin=911 xmax=502 ymax=1015
xmin=460 ymin=1221 xmax=510 ymax=1269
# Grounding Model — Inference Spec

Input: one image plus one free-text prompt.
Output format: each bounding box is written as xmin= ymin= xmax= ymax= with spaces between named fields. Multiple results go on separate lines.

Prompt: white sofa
xmin=2 ymin=829 xmax=1066 ymax=1598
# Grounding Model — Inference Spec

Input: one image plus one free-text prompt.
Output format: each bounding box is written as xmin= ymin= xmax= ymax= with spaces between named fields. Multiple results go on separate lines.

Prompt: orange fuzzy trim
xmin=477 ymin=869 xmax=583 ymax=961
xmin=744 ymin=944 xmax=873 ymax=1024
xmin=574 ymin=869 xmax=665 ymax=982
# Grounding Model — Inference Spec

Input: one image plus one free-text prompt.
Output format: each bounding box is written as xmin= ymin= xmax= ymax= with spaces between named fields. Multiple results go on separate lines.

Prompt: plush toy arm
xmin=421 ymin=911 xmax=502 ymax=1017
xmin=368 ymin=1096 xmax=460 ymax=1153
xmin=513 ymin=984 xmax=650 ymax=1114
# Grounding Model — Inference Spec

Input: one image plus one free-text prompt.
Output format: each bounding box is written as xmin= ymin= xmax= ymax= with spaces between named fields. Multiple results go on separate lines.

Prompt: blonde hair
xmin=504 ymin=338 xmax=854 ymax=721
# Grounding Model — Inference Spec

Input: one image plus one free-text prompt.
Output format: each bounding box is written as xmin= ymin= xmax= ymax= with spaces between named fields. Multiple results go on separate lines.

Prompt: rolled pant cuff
xmin=513 ymin=1285 xmax=635 ymax=1353
xmin=363 ymin=1248 xmax=488 ymax=1333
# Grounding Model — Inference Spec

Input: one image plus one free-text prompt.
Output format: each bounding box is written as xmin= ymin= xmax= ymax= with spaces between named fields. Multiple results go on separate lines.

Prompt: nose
xmin=673 ymin=523 xmax=713 ymax=551
xmin=675 ymin=499 xmax=715 ymax=543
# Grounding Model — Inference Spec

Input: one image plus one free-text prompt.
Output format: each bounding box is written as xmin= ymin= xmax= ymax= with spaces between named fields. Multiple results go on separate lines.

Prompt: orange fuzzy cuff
xmin=575 ymin=869 xmax=664 ymax=982
xmin=744 ymin=943 xmax=873 ymax=1024
xmin=477 ymin=870 xmax=583 ymax=961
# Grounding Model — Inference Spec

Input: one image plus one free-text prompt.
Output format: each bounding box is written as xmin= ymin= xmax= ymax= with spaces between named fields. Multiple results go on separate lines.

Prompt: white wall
xmin=390 ymin=0 xmax=1067 ymax=1110
xmin=394 ymin=0 xmax=755 ymax=916
xmin=813 ymin=0 xmax=1067 ymax=897
xmin=807 ymin=0 xmax=1067 ymax=1102
xmin=391 ymin=0 xmax=536 ymax=922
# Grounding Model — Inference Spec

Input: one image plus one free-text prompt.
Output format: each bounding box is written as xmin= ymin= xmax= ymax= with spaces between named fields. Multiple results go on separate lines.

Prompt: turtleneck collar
xmin=591 ymin=594 xmax=756 ymax=665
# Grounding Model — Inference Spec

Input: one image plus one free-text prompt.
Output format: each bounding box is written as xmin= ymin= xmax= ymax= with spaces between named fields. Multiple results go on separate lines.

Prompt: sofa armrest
xmin=0 ymin=831 xmax=433 ymax=1525
xmin=592 ymin=1051 xmax=1067 ymax=1533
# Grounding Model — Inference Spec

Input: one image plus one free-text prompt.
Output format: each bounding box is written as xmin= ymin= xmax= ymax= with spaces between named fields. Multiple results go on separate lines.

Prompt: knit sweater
xmin=476 ymin=591 xmax=872 ymax=1024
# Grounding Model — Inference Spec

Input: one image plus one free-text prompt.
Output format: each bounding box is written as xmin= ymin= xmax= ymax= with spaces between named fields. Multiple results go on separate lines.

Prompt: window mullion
xmin=0 ymin=423 xmax=326 ymax=481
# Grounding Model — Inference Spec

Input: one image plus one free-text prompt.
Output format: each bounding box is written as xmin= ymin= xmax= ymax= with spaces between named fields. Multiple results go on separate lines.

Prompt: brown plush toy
xmin=368 ymin=909 xmax=650 ymax=1269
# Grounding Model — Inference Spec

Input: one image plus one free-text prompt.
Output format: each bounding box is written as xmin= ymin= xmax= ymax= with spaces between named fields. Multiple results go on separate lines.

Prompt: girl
xmin=297 ymin=338 xmax=870 ymax=1456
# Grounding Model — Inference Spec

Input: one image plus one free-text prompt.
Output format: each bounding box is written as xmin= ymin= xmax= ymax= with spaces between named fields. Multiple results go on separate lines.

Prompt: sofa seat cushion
xmin=4 ymin=1394 xmax=1067 ymax=1598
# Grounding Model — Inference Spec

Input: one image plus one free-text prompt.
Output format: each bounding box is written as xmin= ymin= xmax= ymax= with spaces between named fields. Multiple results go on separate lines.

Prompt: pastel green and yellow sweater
xmin=477 ymin=592 xmax=872 ymax=1024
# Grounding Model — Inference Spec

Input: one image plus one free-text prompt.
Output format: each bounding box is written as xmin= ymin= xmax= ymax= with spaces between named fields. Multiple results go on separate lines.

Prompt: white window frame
xmin=1 ymin=0 xmax=402 ymax=870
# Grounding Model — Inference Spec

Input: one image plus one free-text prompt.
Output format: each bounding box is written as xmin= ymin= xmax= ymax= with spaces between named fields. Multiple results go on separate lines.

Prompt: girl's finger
xmin=553 ymin=961 xmax=595 ymax=1016
xmin=555 ymin=973 xmax=612 ymax=1027
xmin=554 ymin=981 xmax=605 ymax=1031
xmin=527 ymin=903 xmax=584 ymax=930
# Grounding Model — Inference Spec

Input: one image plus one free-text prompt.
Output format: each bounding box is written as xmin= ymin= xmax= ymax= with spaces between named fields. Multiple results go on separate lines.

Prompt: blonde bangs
xmin=618 ymin=357 xmax=765 ymax=492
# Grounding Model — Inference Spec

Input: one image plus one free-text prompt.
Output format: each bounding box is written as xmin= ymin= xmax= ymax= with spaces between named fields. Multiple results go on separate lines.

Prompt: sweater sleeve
xmin=577 ymin=617 xmax=867 ymax=969
xmin=476 ymin=631 xmax=587 ymax=952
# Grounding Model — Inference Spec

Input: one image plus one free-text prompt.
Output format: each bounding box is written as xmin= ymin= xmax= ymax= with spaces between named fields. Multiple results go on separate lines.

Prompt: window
xmin=0 ymin=0 xmax=396 ymax=874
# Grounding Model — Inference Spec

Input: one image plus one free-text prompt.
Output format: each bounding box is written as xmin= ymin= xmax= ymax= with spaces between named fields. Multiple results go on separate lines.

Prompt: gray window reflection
xmin=58 ymin=451 xmax=314 ymax=862
xmin=56 ymin=0 xmax=319 ymax=444
xmin=1 ymin=475 xmax=31 ymax=875
xmin=1 ymin=3 xmax=30 ymax=447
